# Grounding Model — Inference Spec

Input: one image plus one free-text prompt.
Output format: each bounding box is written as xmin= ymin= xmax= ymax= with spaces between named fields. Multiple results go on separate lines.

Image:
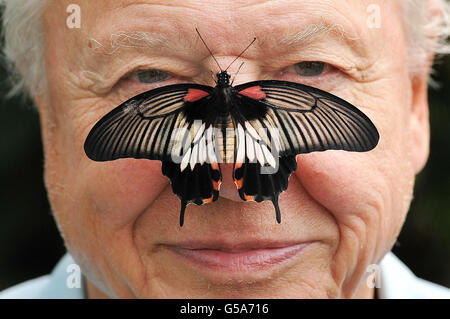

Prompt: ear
xmin=409 ymin=0 xmax=450 ymax=173
xmin=408 ymin=0 xmax=447 ymax=174
xmin=409 ymin=68 xmax=431 ymax=174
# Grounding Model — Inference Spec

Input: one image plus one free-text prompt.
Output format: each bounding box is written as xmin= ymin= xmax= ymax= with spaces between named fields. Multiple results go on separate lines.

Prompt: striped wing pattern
xmin=234 ymin=80 xmax=379 ymax=157
xmin=84 ymin=83 xmax=214 ymax=162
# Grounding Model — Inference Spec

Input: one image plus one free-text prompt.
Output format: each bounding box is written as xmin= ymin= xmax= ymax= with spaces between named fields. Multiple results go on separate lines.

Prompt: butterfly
xmin=84 ymin=31 xmax=379 ymax=226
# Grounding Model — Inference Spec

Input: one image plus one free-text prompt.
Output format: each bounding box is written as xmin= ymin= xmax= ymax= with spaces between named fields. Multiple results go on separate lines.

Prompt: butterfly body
xmin=84 ymin=70 xmax=379 ymax=226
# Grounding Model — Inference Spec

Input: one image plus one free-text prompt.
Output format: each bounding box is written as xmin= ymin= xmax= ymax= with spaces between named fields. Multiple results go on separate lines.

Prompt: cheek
xmin=42 ymin=94 xmax=172 ymax=238
xmin=45 ymin=141 xmax=169 ymax=238
xmin=297 ymin=152 xmax=386 ymax=270
xmin=296 ymin=152 xmax=385 ymax=219
xmin=46 ymin=155 xmax=171 ymax=296
xmin=79 ymin=159 xmax=169 ymax=228
xmin=295 ymin=128 xmax=415 ymax=261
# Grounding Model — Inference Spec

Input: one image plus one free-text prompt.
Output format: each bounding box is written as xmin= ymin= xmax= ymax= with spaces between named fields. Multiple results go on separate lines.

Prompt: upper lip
xmin=161 ymin=240 xmax=310 ymax=252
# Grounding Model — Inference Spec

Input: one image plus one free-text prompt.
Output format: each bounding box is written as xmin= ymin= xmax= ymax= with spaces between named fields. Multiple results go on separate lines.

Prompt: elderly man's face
xmin=37 ymin=0 xmax=430 ymax=298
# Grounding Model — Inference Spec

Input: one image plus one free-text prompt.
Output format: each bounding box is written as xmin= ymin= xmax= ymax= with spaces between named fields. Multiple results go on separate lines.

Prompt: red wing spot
xmin=184 ymin=89 xmax=210 ymax=102
xmin=238 ymin=86 xmax=266 ymax=100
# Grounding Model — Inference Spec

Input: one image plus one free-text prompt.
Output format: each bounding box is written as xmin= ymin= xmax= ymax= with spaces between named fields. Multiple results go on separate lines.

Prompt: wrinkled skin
xmin=35 ymin=0 xmax=431 ymax=298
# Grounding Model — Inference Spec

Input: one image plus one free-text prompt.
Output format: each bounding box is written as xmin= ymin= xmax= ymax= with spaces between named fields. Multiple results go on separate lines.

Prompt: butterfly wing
xmin=84 ymin=83 xmax=222 ymax=226
xmin=84 ymin=84 xmax=215 ymax=161
xmin=160 ymin=122 xmax=223 ymax=226
xmin=234 ymin=80 xmax=379 ymax=155
xmin=231 ymin=80 xmax=380 ymax=222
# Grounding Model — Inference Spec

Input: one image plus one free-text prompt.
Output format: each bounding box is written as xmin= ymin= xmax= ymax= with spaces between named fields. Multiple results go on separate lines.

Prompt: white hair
xmin=1 ymin=0 xmax=450 ymax=98
xmin=1 ymin=0 xmax=46 ymax=98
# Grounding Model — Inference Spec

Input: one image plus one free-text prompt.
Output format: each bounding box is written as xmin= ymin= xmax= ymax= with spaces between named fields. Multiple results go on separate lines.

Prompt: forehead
xmin=56 ymin=0 xmax=402 ymax=51
xmin=44 ymin=0 xmax=405 ymax=89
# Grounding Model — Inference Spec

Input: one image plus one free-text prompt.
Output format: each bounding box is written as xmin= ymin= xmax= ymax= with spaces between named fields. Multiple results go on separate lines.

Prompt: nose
xmin=218 ymin=163 xmax=243 ymax=202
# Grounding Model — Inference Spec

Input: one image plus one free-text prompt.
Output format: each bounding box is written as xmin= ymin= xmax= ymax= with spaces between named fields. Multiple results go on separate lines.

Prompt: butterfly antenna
xmin=195 ymin=28 xmax=223 ymax=71
xmin=210 ymin=70 xmax=218 ymax=84
xmin=230 ymin=62 xmax=245 ymax=85
xmin=225 ymin=37 xmax=256 ymax=72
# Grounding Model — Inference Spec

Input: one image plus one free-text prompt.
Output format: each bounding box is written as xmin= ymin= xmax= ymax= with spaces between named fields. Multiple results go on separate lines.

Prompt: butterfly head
xmin=216 ymin=71 xmax=231 ymax=87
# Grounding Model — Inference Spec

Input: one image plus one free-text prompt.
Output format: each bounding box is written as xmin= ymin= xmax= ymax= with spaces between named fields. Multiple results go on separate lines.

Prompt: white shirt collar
xmin=378 ymin=252 xmax=450 ymax=298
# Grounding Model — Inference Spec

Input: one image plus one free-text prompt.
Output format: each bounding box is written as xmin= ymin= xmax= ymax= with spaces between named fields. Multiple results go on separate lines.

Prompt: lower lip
xmin=167 ymin=243 xmax=310 ymax=273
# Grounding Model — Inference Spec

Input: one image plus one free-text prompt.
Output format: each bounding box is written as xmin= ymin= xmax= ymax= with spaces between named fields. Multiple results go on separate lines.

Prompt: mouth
xmin=163 ymin=241 xmax=311 ymax=273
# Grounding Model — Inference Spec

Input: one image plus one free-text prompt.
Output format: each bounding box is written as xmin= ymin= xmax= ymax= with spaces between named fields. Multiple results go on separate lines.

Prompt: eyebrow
xmin=83 ymin=13 xmax=367 ymax=85
xmin=280 ymin=20 xmax=360 ymax=47
xmin=87 ymin=31 xmax=169 ymax=56
xmin=87 ymin=22 xmax=360 ymax=64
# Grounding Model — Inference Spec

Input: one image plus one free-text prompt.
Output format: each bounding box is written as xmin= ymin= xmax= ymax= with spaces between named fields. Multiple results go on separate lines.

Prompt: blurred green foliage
xmin=0 ymin=51 xmax=449 ymax=292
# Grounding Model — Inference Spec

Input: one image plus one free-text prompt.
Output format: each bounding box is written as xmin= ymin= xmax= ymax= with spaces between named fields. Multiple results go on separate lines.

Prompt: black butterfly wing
xmin=85 ymin=83 xmax=215 ymax=161
xmin=84 ymin=83 xmax=223 ymax=226
xmin=230 ymin=80 xmax=379 ymax=222
xmin=233 ymin=80 xmax=379 ymax=155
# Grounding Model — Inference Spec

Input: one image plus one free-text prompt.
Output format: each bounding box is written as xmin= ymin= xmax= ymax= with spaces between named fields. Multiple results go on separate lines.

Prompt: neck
xmin=85 ymin=278 xmax=112 ymax=299
xmin=353 ymin=282 xmax=376 ymax=299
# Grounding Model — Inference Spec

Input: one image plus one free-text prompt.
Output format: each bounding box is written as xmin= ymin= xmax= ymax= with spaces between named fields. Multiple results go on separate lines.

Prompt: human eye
xmin=294 ymin=61 xmax=328 ymax=76
xmin=288 ymin=61 xmax=337 ymax=79
xmin=131 ymin=69 xmax=171 ymax=84
xmin=112 ymin=67 xmax=177 ymax=100
xmin=275 ymin=60 xmax=341 ymax=89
